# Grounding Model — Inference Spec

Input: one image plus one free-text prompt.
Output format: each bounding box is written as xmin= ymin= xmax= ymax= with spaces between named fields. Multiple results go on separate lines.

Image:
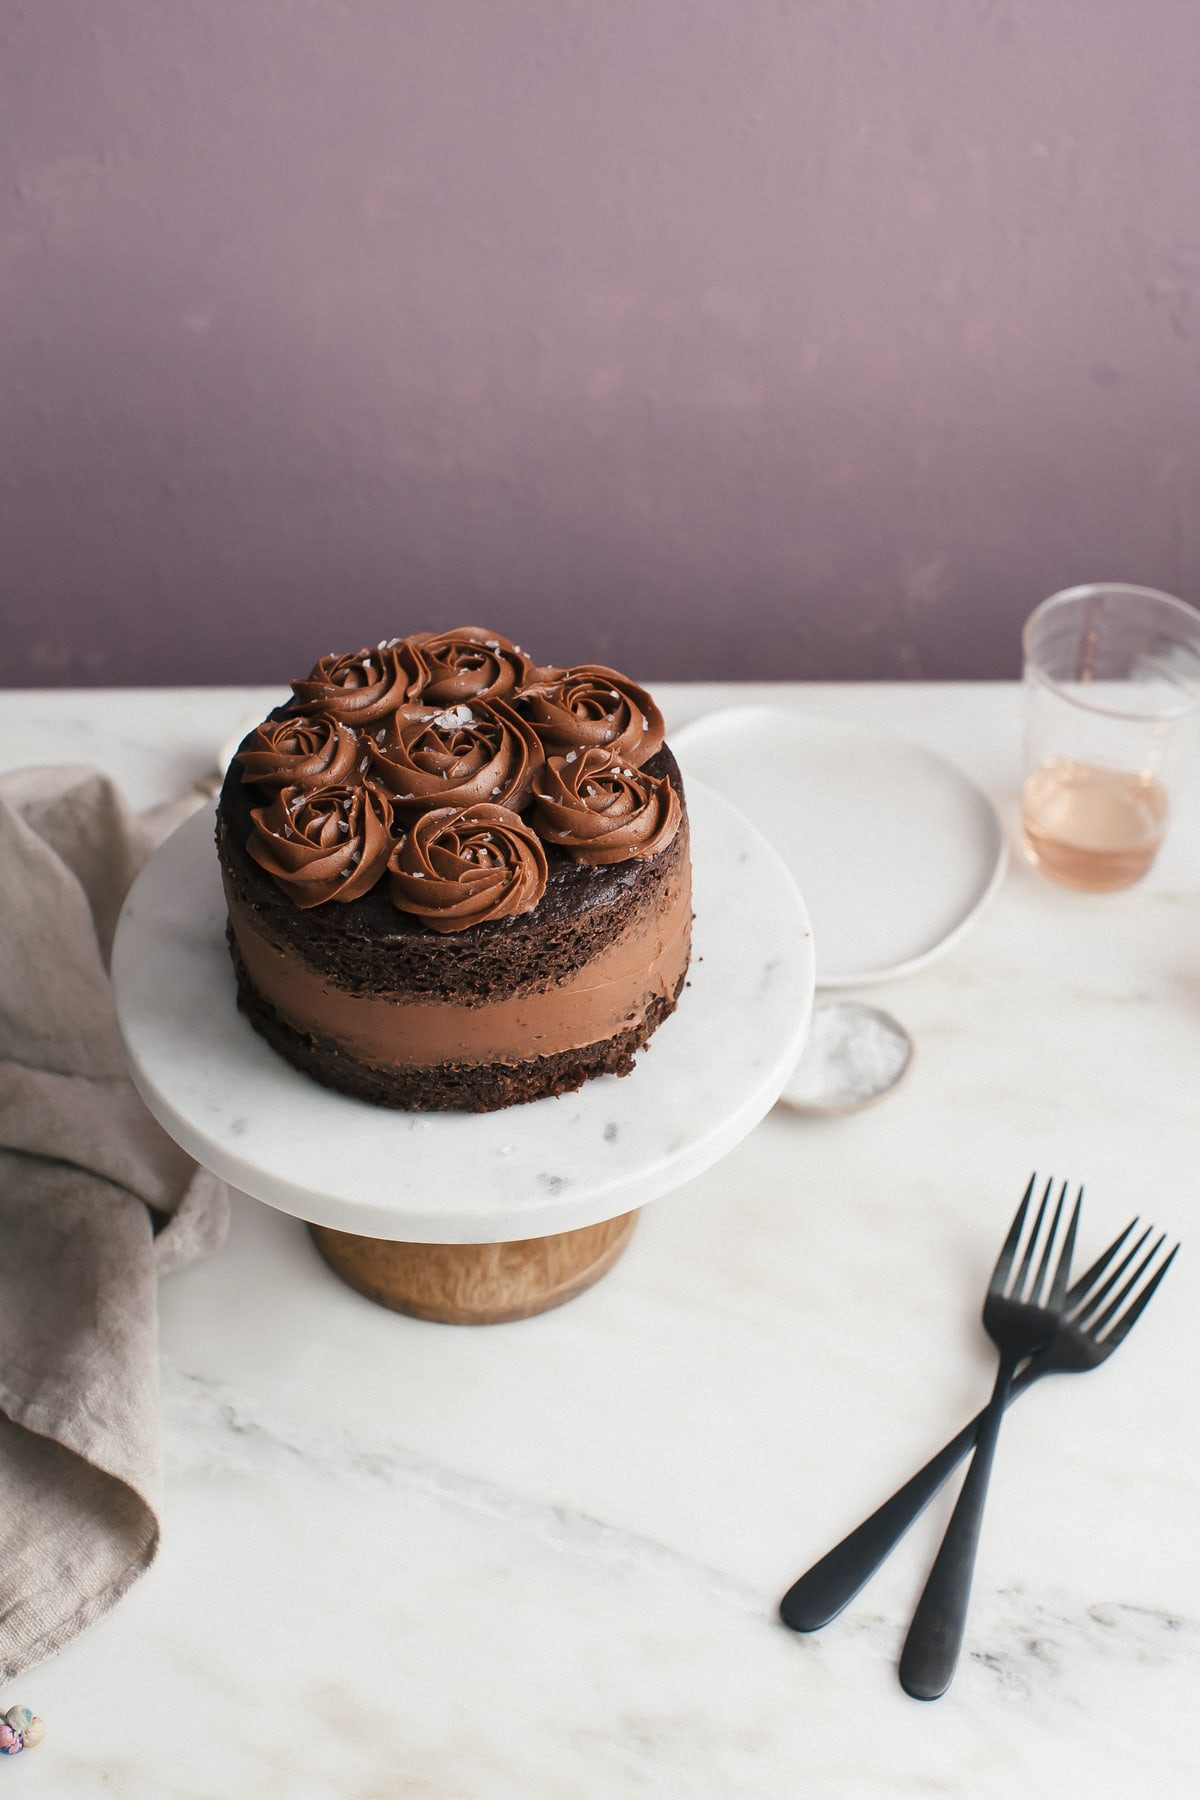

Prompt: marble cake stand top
xmin=112 ymin=782 xmax=814 ymax=1243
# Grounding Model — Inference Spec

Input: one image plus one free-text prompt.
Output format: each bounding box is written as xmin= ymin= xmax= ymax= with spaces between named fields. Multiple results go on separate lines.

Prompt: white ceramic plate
xmin=672 ymin=706 xmax=1006 ymax=987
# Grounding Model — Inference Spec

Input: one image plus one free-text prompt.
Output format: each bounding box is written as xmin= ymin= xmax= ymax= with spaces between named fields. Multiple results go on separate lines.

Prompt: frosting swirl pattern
xmin=518 ymin=664 xmax=665 ymax=767
xmin=532 ymin=747 xmax=681 ymax=864
xmin=234 ymin=630 xmax=681 ymax=912
xmin=367 ymin=699 xmax=544 ymax=820
xmin=407 ymin=627 xmax=534 ymax=705
xmin=387 ymin=803 xmax=547 ymax=932
xmin=247 ymin=781 xmax=394 ymax=908
xmin=235 ymin=715 xmax=363 ymax=793
xmin=290 ymin=642 xmax=425 ymax=723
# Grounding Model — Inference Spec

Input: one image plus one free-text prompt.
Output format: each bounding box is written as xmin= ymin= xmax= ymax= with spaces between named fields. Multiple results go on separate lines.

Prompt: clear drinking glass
xmin=1021 ymin=583 xmax=1200 ymax=891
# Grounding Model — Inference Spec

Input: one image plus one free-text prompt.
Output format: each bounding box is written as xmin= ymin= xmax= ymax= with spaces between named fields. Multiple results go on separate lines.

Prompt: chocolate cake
xmin=216 ymin=629 xmax=691 ymax=1111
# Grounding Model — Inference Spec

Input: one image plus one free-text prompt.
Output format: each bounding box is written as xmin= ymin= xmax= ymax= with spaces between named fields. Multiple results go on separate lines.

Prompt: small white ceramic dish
xmin=778 ymin=1001 xmax=914 ymax=1116
xmin=672 ymin=705 xmax=1006 ymax=986
xmin=111 ymin=782 xmax=814 ymax=1244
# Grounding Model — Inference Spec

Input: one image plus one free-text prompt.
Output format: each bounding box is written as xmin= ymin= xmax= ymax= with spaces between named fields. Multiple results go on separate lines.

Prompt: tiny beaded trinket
xmin=0 ymin=1705 xmax=44 ymax=1755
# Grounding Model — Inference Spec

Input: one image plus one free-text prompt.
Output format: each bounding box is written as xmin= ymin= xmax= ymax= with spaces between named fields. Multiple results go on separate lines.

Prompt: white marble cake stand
xmin=112 ymin=784 xmax=814 ymax=1322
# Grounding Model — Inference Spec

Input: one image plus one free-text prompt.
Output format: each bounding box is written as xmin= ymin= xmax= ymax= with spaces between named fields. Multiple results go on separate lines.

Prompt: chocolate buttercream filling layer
xmin=225 ymin=868 xmax=691 ymax=1069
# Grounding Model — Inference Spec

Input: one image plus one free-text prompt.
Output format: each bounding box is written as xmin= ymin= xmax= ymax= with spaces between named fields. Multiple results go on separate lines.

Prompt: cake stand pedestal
xmin=308 ymin=1211 xmax=638 ymax=1324
xmin=112 ymin=787 xmax=814 ymax=1324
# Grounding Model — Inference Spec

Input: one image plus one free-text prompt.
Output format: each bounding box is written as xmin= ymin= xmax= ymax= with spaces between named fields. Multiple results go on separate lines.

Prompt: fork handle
xmin=898 ymin=1354 xmax=1020 ymax=1700
xmin=778 ymin=1361 xmax=1039 ymax=1633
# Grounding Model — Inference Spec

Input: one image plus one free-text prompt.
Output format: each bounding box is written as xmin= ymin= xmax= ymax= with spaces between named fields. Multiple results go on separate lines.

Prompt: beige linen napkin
xmin=0 ymin=766 xmax=228 ymax=1681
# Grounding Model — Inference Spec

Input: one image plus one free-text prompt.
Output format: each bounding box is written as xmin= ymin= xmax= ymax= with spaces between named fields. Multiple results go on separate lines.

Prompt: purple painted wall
xmin=2 ymin=1 xmax=1199 ymax=686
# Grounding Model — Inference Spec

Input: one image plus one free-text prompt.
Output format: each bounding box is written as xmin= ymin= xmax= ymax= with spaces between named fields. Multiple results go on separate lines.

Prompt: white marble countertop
xmin=2 ymin=682 xmax=1198 ymax=1798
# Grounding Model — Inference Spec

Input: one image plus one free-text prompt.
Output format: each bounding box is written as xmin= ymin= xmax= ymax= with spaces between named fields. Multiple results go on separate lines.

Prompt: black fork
xmin=899 ymin=1179 xmax=1177 ymax=1699
xmin=779 ymin=1203 xmax=1169 ymax=1634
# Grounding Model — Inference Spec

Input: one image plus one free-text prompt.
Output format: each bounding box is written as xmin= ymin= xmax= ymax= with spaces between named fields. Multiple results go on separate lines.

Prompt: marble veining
xmin=161 ymin=1364 xmax=764 ymax=1617
xmin=159 ymin=1359 xmax=1200 ymax=1692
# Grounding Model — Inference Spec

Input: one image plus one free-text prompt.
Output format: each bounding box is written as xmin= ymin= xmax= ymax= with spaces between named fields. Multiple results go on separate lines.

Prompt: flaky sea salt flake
xmin=432 ymin=704 xmax=475 ymax=730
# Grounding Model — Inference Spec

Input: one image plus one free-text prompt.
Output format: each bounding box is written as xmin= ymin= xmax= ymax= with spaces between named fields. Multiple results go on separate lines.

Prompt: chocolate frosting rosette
xmin=406 ymin=627 xmax=535 ymax=705
xmin=235 ymin=715 xmax=363 ymax=793
xmin=367 ymin=698 xmax=544 ymax=821
xmin=531 ymin=747 xmax=681 ymax=865
xmin=518 ymin=664 xmax=665 ymax=767
xmin=289 ymin=641 xmax=426 ymax=724
xmin=247 ymin=781 xmax=394 ymax=907
xmin=387 ymin=803 xmax=547 ymax=932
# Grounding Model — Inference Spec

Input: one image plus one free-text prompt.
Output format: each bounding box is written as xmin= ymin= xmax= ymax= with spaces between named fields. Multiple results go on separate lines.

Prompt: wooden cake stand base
xmin=308 ymin=1210 xmax=639 ymax=1325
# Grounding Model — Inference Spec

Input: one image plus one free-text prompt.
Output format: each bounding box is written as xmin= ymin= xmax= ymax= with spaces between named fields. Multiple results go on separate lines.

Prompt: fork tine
xmin=991 ymin=1173 xmax=1037 ymax=1296
xmin=1010 ymin=1174 xmax=1053 ymax=1297
xmin=1030 ymin=1180 xmax=1069 ymax=1305
xmin=1071 ymin=1226 xmax=1156 ymax=1327
xmin=1066 ymin=1217 xmax=1139 ymax=1306
xmin=1048 ymin=1187 xmax=1082 ymax=1309
xmin=1088 ymin=1235 xmax=1171 ymax=1339
xmin=1098 ymin=1244 xmax=1179 ymax=1348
